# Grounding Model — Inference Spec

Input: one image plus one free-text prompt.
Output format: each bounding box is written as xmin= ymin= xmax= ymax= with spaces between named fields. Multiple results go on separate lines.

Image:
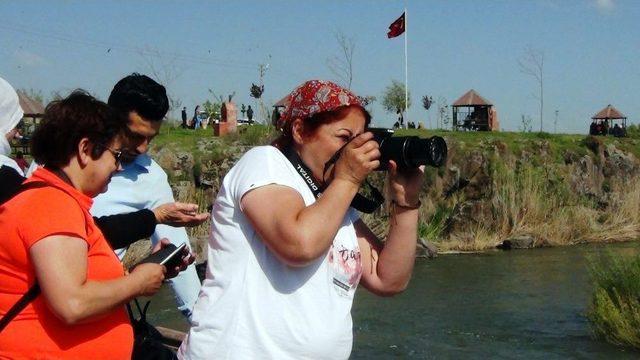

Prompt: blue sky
xmin=1 ymin=0 xmax=638 ymax=133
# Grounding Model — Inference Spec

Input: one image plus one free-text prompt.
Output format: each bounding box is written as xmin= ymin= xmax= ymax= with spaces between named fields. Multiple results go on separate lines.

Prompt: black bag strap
xmin=0 ymin=180 xmax=48 ymax=333
xmin=0 ymin=284 xmax=40 ymax=332
xmin=126 ymin=298 xmax=151 ymax=323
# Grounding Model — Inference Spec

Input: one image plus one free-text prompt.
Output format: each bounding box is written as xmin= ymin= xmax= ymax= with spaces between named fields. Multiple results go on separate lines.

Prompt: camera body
xmin=369 ymin=128 xmax=447 ymax=170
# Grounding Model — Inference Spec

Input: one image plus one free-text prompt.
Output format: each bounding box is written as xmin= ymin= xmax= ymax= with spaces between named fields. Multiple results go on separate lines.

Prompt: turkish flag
xmin=387 ymin=12 xmax=405 ymax=38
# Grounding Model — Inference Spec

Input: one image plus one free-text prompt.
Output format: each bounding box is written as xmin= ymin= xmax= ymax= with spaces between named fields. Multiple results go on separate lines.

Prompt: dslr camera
xmin=369 ymin=128 xmax=447 ymax=170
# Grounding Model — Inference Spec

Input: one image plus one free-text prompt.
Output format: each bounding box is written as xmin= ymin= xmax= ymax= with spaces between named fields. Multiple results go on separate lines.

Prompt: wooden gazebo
xmin=590 ymin=104 xmax=627 ymax=137
xmin=17 ymin=91 xmax=45 ymax=134
xmin=452 ymin=89 xmax=499 ymax=131
xmin=14 ymin=91 xmax=45 ymax=154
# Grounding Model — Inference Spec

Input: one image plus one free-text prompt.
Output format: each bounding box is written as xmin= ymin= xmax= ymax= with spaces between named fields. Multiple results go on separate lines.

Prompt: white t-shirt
xmin=179 ymin=146 xmax=363 ymax=360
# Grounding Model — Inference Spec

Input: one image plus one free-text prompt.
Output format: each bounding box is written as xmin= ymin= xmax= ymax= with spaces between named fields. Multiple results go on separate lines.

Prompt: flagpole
xmin=404 ymin=7 xmax=408 ymax=128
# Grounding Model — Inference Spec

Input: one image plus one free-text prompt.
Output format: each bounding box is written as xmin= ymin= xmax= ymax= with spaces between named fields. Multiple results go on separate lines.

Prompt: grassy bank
xmin=421 ymin=166 xmax=640 ymax=252
xmin=151 ymin=125 xmax=640 ymax=254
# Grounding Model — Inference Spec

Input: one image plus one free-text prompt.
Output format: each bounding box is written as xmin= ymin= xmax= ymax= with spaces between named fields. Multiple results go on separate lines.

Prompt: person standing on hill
xmin=246 ymin=105 xmax=254 ymax=123
xmin=181 ymin=107 xmax=188 ymax=128
xmin=91 ymin=73 xmax=207 ymax=321
xmin=192 ymin=105 xmax=200 ymax=129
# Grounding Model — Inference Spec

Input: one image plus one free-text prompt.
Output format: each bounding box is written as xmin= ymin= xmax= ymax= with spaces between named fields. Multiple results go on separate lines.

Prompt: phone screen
xmin=160 ymin=243 xmax=187 ymax=266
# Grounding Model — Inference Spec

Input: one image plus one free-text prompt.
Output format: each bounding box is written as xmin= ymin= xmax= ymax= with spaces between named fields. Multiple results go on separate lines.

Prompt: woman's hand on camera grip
xmin=388 ymin=160 xmax=425 ymax=207
xmin=334 ymin=132 xmax=380 ymax=186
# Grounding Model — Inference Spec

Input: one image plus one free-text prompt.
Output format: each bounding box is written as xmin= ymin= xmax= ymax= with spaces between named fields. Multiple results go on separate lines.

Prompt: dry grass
xmin=437 ymin=224 xmax=498 ymax=252
xmin=428 ymin=164 xmax=640 ymax=252
xmin=179 ymin=186 xmax=212 ymax=263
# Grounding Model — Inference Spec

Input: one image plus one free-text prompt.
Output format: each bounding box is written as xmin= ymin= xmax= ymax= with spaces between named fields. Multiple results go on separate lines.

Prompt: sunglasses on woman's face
xmin=98 ymin=143 xmax=124 ymax=167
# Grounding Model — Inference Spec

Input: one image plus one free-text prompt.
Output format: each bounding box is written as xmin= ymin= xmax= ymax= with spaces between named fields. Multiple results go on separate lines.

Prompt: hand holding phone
xmin=133 ymin=243 xmax=187 ymax=270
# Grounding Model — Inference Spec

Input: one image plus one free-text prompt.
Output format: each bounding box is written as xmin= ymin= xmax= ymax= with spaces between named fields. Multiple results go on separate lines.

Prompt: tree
xmin=138 ymin=46 xmax=185 ymax=120
xmin=202 ymin=100 xmax=221 ymax=120
xmin=49 ymin=90 xmax=64 ymax=102
xmin=326 ymin=31 xmax=355 ymax=89
xmin=520 ymin=114 xmax=533 ymax=132
xmin=206 ymin=89 xmax=235 ymax=120
xmin=357 ymin=95 xmax=376 ymax=108
xmin=518 ymin=46 xmax=545 ymax=132
xmin=437 ymin=96 xmax=450 ymax=129
xmin=422 ymin=95 xmax=433 ymax=110
xmin=18 ymin=88 xmax=44 ymax=104
xmin=249 ymin=83 xmax=264 ymax=99
xmin=250 ymin=61 xmax=270 ymax=124
xmin=382 ymin=80 xmax=411 ymax=115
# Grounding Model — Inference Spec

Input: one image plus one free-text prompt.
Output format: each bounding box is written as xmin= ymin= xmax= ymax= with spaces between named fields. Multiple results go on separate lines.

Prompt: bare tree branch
xmin=138 ymin=45 xmax=186 ymax=119
xmin=326 ymin=31 xmax=355 ymax=89
xmin=518 ymin=46 xmax=545 ymax=132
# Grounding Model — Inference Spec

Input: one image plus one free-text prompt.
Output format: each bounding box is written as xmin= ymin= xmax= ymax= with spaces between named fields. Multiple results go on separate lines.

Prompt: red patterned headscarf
xmin=278 ymin=80 xmax=362 ymax=129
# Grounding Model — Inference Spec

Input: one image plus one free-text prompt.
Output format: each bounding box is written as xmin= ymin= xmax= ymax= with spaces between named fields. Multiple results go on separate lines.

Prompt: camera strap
xmin=281 ymin=145 xmax=324 ymax=199
xmin=280 ymin=146 xmax=384 ymax=213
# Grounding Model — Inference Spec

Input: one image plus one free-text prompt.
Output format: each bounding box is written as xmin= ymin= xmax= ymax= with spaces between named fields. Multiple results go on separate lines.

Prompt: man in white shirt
xmin=92 ymin=73 xmax=205 ymax=319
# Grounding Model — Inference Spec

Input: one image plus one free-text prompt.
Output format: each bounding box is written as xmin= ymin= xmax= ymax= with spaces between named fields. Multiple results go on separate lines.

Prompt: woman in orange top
xmin=0 ymin=91 xmax=166 ymax=359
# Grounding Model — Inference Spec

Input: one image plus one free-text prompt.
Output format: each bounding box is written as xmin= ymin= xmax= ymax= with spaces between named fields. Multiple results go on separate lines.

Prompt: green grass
xmin=394 ymin=129 xmax=640 ymax=161
xmin=587 ymin=250 xmax=640 ymax=349
xmin=151 ymin=123 xmax=277 ymax=168
xmin=155 ymin=125 xmax=640 ymax=162
xmin=419 ymin=204 xmax=454 ymax=242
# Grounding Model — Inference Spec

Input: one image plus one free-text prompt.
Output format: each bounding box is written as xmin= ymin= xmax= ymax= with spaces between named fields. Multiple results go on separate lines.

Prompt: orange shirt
xmin=0 ymin=168 xmax=133 ymax=359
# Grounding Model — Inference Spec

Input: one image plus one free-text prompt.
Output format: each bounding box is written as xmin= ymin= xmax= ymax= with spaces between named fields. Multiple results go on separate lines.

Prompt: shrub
xmin=582 ymin=135 xmax=603 ymax=154
xmin=587 ymin=251 xmax=640 ymax=349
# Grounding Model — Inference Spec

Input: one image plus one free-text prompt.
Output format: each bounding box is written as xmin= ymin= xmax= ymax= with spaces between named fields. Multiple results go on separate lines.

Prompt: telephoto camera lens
xmin=369 ymin=128 xmax=447 ymax=170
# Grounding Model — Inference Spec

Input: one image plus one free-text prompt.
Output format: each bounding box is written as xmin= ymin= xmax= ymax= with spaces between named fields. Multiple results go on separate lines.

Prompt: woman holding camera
xmin=179 ymin=80 xmax=424 ymax=359
xmin=0 ymin=91 xmax=166 ymax=359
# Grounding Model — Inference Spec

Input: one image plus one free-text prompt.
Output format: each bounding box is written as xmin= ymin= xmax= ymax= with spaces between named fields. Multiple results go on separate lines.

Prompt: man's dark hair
xmin=31 ymin=90 xmax=126 ymax=168
xmin=108 ymin=73 xmax=169 ymax=122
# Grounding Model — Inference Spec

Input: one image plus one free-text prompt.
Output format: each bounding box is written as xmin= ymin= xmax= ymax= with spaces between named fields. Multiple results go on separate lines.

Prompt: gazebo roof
xmin=452 ymin=89 xmax=492 ymax=107
xmin=592 ymin=104 xmax=626 ymax=120
xmin=17 ymin=91 xmax=45 ymax=117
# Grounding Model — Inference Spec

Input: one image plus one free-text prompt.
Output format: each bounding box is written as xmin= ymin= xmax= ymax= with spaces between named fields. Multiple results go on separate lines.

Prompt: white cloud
xmin=13 ymin=49 xmax=48 ymax=67
xmin=594 ymin=0 xmax=615 ymax=12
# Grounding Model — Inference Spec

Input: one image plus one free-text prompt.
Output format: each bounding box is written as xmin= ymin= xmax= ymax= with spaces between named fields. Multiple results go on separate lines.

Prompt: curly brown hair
xmin=31 ymin=90 xmax=126 ymax=168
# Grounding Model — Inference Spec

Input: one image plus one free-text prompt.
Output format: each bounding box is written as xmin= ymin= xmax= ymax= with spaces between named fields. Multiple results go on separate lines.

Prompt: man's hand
xmin=151 ymin=238 xmax=196 ymax=279
xmin=153 ymin=202 xmax=209 ymax=227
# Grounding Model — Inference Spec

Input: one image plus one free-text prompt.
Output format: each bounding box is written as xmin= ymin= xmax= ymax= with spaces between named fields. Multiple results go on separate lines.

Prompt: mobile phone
xmin=134 ymin=243 xmax=187 ymax=269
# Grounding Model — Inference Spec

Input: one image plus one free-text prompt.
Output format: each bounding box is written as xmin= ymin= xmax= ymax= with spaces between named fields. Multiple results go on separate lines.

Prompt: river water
xmin=147 ymin=242 xmax=640 ymax=359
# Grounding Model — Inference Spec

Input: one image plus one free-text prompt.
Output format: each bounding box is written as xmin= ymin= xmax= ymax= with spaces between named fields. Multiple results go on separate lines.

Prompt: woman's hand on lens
xmin=388 ymin=160 xmax=425 ymax=207
xmin=334 ymin=132 xmax=380 ymax=185
xmin=130 ymin=263 xmax=166 ymax=297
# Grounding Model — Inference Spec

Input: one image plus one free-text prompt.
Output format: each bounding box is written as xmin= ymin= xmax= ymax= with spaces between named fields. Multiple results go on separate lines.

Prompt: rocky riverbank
xmin=132 ymin=126 xmax=640 ymax=264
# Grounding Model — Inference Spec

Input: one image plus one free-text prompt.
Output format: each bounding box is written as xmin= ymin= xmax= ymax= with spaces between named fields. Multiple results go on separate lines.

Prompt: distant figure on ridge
xmin=181 ymin=106 xmax=188 ymax=128
xmin=193 ymin=105 xmax=201 ymax=129
xmin=246 ymin=105 xmax=254 ymax=123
